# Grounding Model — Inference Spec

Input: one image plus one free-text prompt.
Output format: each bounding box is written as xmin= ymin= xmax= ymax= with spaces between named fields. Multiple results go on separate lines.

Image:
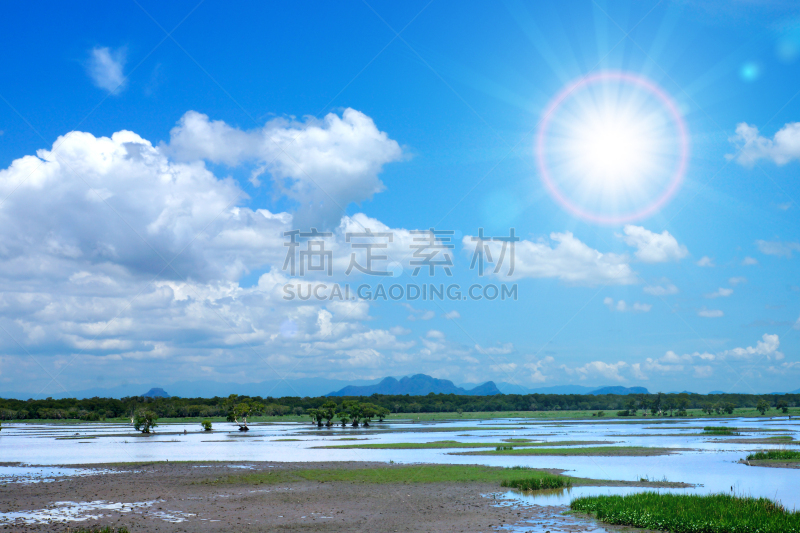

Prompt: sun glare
xmin=537 ymin=71 xmax=688 ymax=224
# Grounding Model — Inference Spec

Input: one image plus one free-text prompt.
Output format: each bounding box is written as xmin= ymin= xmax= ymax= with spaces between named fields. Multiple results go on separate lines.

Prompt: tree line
xmin=0 ymin=391 xmax=797 ymax=421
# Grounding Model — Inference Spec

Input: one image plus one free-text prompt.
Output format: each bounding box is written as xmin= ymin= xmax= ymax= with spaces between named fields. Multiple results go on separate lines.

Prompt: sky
xmin=1 ymin=0 xmax=799 ymax=397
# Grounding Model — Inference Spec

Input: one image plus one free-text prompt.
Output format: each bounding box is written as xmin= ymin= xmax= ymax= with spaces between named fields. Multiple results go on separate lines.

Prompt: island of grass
xmin=703 ymin=426 xmax=740 ymax=435
xmin=743 ymin=449 xmax=800 ymax=469
xmin=455 ymin=445 xmax=689 ymax=456
xmin=571 ymin=492 xmax=800 ymax=533
xmin=313 ymin=439 xmax=612 ymax=450
xmin=205 ymin=463 xmax=689 ymax=488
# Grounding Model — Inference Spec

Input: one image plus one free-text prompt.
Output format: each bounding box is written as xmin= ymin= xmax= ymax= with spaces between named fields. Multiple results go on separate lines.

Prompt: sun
xmin=537 ymin=71 xmax=688 ymax=224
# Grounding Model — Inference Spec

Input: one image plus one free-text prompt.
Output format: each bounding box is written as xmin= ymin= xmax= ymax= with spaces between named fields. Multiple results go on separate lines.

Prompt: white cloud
xmin=566 ymin=360 xmax=628 ymax=382
xmin=620 ymin=225 xmax=688 ymax=263
xmin=705 ymin=287 xmax=733 ymax=298
xmin=443 ymin=310 xmax=461 ymax=319
xmin=87 ymin=47 xmax=126 ymax=93
xmin=756 ymin=240 xmax=800 ymax=258
xmin=523 ymin=356 xmax=554 ymax=383
xmin=166 ymin=109 xmax=403 ymax=229
xmin=729 ymin=277 xmax=747 ymax=285
xmin=697 ymin=256 xmax=715 ymax=267
xmin=475 ymin=342 xmax=514 ymax=355
xmin=467 ymin=232 xmax=636 ymax=286
xmin=698 ymin=308 xmax=724 ymax=318
xmin=727 ymin=122 xmax=800 ymax=166
xmin=721 ymin=333 xmax=783 ymax=361
xmin=603 ymin=297 xmax=651 ymax=312
xmin=643 ymin=281 xmax=679 ymax=296
xmin=742 ymin=256 xmax=759 ymax=265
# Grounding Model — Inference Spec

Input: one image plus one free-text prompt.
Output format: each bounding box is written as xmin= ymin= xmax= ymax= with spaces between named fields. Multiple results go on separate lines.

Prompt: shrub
xmin=501 ymin=474 xmax=571 ymax=491
xmin=201 ymin=419 xmax=212 ymax=431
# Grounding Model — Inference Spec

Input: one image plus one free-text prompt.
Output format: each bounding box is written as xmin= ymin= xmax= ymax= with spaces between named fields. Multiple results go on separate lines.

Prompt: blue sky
xmin=1 ymin=0 xmax=799 ymax=397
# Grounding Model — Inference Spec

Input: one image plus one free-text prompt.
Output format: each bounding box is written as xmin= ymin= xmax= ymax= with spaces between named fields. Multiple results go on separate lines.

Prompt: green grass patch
xmin=458 ymin=446 xmax=681 ymax=456
xmin=205 ymin=464 xmax=582 ymax=486
xmin=571 ymin=492 xmax=800 ymax=533
xmin=703 ymin=426 xmax=739 ymax=436
xmin=313 ymin=439 xmax=608 ymax=450
xmin=501 ymin=473 xmax=572 ymax=491
xmin=747 ymin=450 xmax=800 ymax=461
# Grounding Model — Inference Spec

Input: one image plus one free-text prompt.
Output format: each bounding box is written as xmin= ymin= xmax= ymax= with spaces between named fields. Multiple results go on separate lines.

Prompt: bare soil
xmin=0 ymin=462 xmax=678 ymax=532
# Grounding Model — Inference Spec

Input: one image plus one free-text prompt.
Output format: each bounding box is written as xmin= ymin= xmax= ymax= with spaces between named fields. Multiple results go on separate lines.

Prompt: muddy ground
xmin=0 ymin=461 xmax=668 ymax=533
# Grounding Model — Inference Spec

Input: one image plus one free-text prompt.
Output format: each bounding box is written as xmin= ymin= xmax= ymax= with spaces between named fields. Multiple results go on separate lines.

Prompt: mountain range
xmin=327 ymin=374 xmax=501 ymax=396
xmin=4 ymin=375 xmax=796 ymax=400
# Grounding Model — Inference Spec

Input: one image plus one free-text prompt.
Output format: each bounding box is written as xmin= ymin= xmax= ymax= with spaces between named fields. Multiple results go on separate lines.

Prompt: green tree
xmin=226 ymin=398 xmax=261 ymax=430
xmin=337 ymin=410 xmax=350 ymax=427
xmin=134 ymin=410 xmax=158 ymax=433
xmin=320 ymin=401 xmax=338 ymax=427
xmin=776 ymin=399 xmax=788 ymax=414
xmin=376 ymin=406 xmax=390 ymax=422
xmin=201 ymin=419 xmax=212 ymax=431
xmin=344 ymin=400 xmax=363 ymax=427
xmin=756 ymin=399 xmax=769 ymax=415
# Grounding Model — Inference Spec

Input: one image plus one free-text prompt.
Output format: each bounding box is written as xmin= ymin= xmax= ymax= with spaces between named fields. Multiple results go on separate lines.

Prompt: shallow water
xmin=0 ymin=499 xmax=193 ymax=525
xmin=1 ymin=416 xmax=799 ymax=509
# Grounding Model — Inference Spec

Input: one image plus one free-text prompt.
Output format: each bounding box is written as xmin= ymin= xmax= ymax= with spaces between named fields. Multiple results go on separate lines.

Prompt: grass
xmin=571 ymin=492 xmax=800 ymax=533
xmin=205 ymin=464 xmax=581 ymax=485
xmin=458 ymin=446 xmax=683 ymax=456
xmin=746 ymin=450 xmax=800 ymax=461
xmin=204 ymin=463 xmax=689 ymax=489
xmin=313 ymin=440 xmax=610 ymax=450
xmin=703 ymin=426 xmax=739 ymax=436
xmin=501 ymin=473 xmax=571 ymax=491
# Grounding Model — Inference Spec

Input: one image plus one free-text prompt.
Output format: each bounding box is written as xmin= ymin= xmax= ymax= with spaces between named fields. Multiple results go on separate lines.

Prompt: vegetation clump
xmin=571 ymin=492 xmax=800 ymax=533
xmin=201 ymin=419 xmax=212 ymax=431
xmin=501 ymin=473 xmax=571 ymax=491
xmin=746 ymin=450 xmax=800 ymax=461
xmin=495 ymin=445 xmax=513 ymax=451
xmin=703 ymin=426 xmax=739 ymax=436
xmin=133 ymin=410 xmax=158 ymax=433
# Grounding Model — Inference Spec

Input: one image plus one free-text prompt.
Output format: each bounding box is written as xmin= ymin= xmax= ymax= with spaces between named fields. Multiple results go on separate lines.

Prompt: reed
xmin=571 ymin=492 xmax=800 ymax=533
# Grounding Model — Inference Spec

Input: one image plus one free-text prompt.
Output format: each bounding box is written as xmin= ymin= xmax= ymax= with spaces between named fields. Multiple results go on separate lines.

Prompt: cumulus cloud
xmin=165 ymin=109 xmax=403 ymax=229
xmin=565 ymin=360 xmax=628 ymax=382
xmin=642 ymin=334 xmax=784 ymax=381
xmin=696 ymin=256 xmax=714 ymax=267
xmin=729 ymin=277 xmax=747 ymax=285
xmin=87 ymin=46 xmax=126 ymax=93
xmin=727 ymin=122 xmax=800 ymax=166
xmin=465 ymin=232 xmax=636 ymax=286
xmin=698 ymin=308 xmax=724 ymax=318
xmin=443 ymin=311 xmax=461 ymax=319
xmin=603 ymin=297 xmax=651 ymax=312
xmin=756 ymin=240 xmax=800 ymax=258
xmin=620 ymin=225 xmax=688 ymax=263
xmin=643 ymin=280 xmax=679 ymax=296
xmin=742 ymin=256 xmax=759 ymax=265
xmin=721 ymin=333 xmax=783 ymax=361
xmin=705 ymin=288 xmax=733 ymax=298
xmin=475 ymin=342 xmax=514 ymax=355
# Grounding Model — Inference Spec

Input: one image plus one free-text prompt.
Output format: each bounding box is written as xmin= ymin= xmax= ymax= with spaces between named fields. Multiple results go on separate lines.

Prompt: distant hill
xmin=327 ymin=374 xmax=500 ymax=397
xmin=589 ymin=386 xmax=649 ymax=395
xmin=143 ymin=388 xmax=170 ymax=398
xmin=494 ymin=383 xmax=597 ymax=395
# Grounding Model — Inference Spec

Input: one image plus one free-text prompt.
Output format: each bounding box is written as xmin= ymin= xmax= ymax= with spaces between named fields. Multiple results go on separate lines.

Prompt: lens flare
xmin=536 ymin=71 xmax=689 ymax=224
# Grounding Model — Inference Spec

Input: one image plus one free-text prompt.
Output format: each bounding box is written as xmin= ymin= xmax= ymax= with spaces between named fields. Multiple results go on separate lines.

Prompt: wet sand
xmin=0 ymin=461 xmax=676 ymax=532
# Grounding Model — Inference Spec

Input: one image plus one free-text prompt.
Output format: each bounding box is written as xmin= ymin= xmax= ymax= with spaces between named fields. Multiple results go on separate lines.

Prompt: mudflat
xmin=1 ymin=461 xmax=686 ymax=532
xmin=0 ymin=461 xmax=559 ymax=532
